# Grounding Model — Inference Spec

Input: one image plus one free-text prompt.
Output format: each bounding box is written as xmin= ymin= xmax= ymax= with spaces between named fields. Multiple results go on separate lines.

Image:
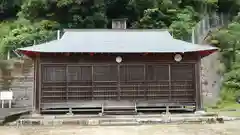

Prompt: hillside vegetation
xmin=207 ymin=14 xmax=240 ymax=106
xmin=0 ymin=0 xmax=229 ymax=58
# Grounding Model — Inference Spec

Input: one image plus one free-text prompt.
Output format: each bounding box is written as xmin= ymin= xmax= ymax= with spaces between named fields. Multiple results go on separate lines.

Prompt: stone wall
xmin=201 ymin=52 xmax=222 ymax=106
xmin=0 ymin=59 xmax=34 ymax=109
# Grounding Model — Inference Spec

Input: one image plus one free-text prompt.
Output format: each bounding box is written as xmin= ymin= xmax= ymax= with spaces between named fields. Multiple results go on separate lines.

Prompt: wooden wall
xmin=33 ymin=53 xmax=202 ymax=112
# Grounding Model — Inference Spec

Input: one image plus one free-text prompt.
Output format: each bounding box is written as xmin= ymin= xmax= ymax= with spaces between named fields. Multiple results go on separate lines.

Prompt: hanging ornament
xmin=174 ymin=54 xmax=182 ymax=62
xmin=116 ymin=56 xmax=122 ymax=63
xmin=35 ymin=52 xmax=40 ymax=57
xmin=65 ymin=53 xmax=70 ymax=56
xmin=143 ymin=53 xmax=148 ymax=56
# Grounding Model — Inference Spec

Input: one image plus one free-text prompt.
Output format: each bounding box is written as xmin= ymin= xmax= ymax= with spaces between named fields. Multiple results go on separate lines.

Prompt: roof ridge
xmin=63 ymin=29 xmax=169 ymax=32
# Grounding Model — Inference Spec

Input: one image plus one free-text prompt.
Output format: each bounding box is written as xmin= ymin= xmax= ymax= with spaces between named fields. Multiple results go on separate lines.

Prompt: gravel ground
xmin=1 ymin=120 xmax=240 ymax=135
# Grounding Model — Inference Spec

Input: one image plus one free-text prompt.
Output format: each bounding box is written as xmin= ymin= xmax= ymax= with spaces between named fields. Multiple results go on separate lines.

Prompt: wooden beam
xmin=66 ymin=65 xmax=69 ymax=102
xmin=168 ymin=64 xmax=172 ymax=101
xmin=38 ymin=56 xmax=41 ymax=113
xmin=91 ymin=65 xmax=94 ymax=100
xmin=195 ymin=55 xmax=202 ymax=110
xmin=117 ymin=64 xmax=120 ymax=100
xmin=32 ymin=58 xmax=37 ymax=113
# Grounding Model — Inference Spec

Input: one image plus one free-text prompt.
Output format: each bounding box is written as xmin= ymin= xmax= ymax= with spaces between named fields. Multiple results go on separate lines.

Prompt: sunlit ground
xmin=1 ymin=121 xmax=240 ymax=135
xmin=1 ymin=103 xmax=240 ymax=135
xmin=206 ymin=103 xmax=240 ymax=117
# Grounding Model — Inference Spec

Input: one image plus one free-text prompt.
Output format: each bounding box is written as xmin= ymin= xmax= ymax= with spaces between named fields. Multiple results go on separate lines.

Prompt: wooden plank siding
xmin=32 ymin=53 xmax=201 ymax=113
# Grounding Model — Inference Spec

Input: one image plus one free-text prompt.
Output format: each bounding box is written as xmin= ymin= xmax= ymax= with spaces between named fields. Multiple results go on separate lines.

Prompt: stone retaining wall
xmin=13 ymin=114 xmax=232 ymax=126
xmin=201 ymin=51 xmax=222 ymax=106
xmin=0 ymin=59 xmax=33 ymax=109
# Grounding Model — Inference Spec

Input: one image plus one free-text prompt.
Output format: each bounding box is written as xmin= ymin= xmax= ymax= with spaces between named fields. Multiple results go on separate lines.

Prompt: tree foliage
xmin=1 ymin=0 xmax=239 ymax=59
xmin=2 ymin=0 xmax=240 ymax=104
xmin=208 ymin=13 xmax=240 ymax=104
xmin=0 ymin=19 xmax=59 ymax=58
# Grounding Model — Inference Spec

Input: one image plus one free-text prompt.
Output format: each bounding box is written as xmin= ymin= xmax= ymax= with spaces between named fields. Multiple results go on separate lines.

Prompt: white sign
xmin=116 ymin=56 xmax=122 ymax=63
xmin=0 ymin=91 xmax=13 ymax=100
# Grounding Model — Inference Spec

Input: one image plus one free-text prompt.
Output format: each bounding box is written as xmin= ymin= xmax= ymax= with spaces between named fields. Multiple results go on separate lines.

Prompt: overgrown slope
xmin=206 ymin=14 xmax=240 ymax=106
xmin=0 ymin=0 xmax=223 ymax=58
xmin=2 ymin=0 xmax=240 ymax=106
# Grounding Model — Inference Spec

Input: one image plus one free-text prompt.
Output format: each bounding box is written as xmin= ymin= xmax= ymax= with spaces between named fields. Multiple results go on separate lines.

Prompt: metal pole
xmin=170 ymin=30 xmax=174 ymax=38
xmin=221 ymin=13 xmax=224 ymax=25
xmin=2 ymin=100 xmax=4 ymax=108
xmin=207 ymin=15 xmax=210 ymax=30
xmin=202 ymin=19 xmax=205 ymax=34
xmin=192 ymin=28 xmax=195 ymax=44
xmin=9 ymin=100 xmax=11 ymax=108
xmin=57 ymin=30 xmax=61 ymax=40
xmin=7 ymin=50 xmax=10 ymax=60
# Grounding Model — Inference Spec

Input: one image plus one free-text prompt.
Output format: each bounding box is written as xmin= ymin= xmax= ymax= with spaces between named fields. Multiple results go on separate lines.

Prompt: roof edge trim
xmin=63 ymin=29 xmax=170 ymax=32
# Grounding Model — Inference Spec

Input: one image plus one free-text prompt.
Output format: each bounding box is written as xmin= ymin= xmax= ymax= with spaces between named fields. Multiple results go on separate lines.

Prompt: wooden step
xmin=41 ymin=108 xmax=102 ymax=113
xmin=103 ymin=105 xmax=137 ymax=115
xmin=104 ymin=106 xmax=135 ymax=109
xmin=100 ymin=120 xmax=138 ymax=125
xmin=103 ymin=110 xmax=137 ymax=115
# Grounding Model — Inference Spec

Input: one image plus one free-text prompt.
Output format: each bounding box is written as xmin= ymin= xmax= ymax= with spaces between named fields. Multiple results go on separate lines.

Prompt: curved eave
xmin=15 ymin=30 xmax=219 ymax=58
xmin=16 ymin=47 xmax=219 ymax=58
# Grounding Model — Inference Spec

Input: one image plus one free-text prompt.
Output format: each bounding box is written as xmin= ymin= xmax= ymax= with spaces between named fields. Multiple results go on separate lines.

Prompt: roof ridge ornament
xmin=116 ymin=56 xmax=122 ymax=63
xmin=174 ymin=54 xmax=182 ymax=62
xmin=112 ymin=18 xmax=127 ymax=29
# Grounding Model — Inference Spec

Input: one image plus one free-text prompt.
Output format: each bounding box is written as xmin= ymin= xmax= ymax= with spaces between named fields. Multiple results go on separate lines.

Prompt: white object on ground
xmin=0 ymin=91 xmax=13 ymax=108
xmin=194 ymin=110 xmax=206 ymax=115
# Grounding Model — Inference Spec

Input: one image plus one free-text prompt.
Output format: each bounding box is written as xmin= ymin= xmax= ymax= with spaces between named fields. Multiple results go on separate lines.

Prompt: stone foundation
xmin=8 ymin=113 xmax=236 ymax=126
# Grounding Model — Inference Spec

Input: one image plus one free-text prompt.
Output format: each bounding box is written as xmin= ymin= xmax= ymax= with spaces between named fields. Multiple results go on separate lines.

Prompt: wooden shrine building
xmin=17 ymin=29 xmax=218 ymax=114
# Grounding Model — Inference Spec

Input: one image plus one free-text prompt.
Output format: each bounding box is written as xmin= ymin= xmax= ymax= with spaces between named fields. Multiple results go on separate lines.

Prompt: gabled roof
xmin=17 ymin=29 xmax=218 ymax=55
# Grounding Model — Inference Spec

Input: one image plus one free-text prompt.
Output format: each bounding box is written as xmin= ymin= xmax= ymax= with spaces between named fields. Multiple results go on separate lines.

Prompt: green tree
xmin=0 ymin=18 xmax=59 ymax=58
xmin=18 ymin=0 xmax=108 ymax=28
xmin=0 ymin=0 xmax=220 ymax=59
xmin=207 ymin=19 xmax=240 ymax=104
xmin=132 ymin=8 xmax=167 ymax=28
xmin=210 ymin=22 xmax=240 ymax=70
xmin=0 ymin=0 xmax=23 ymax=19
xmin=169 ymin=6 xmax=199 ymax=39
xmin=218 ymin=0 xmax=240 ymax=15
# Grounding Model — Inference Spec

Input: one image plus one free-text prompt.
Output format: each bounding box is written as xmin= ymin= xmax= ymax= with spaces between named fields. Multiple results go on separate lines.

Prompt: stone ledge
xmin=10 ymin=115 xmax=237 ymax=126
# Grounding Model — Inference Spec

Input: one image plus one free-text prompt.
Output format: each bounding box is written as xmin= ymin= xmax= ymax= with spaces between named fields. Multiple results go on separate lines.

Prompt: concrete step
xmin=103 ymin=105 xmax=137 ymax=115
xmin=100 ymin=121 xmax=138 ymax=125
xmin=14 ymin=114 xmax=231 ymax=126
xmin=103 ymin=110 xmax=137 ymax=115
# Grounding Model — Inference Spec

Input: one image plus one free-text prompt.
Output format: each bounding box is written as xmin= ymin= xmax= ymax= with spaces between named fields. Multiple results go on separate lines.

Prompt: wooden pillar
xmin=32 ymin=56 xmax=40 ymax=114
xmin=168 ymin=64 xmax=172 ymax=101
xmin=195 ymin=55 xmax=202 ymax=110
xmin=38 ymin=56 xmax=41 ymax=113
xmin=32 ymin=59 xmax=36 ymax=113
xmin=117 ymin=64 xmax=120 ymax=100
xmin=66 ymin=65 xmax=69 ymax=102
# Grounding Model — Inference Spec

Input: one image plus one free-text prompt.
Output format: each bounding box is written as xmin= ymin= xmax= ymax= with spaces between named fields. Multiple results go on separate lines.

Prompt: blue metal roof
xmin=17 ymin=29 xmax=218 ymax=53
